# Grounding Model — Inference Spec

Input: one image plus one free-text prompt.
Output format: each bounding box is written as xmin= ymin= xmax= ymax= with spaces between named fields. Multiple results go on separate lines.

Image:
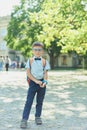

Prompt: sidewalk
xmin=0 ymin=70 xmax=87 ymax=130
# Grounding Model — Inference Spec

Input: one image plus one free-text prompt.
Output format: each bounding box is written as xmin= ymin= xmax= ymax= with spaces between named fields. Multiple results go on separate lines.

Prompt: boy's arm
xmin=27 ymin=68 xmax=42 ymax=85
xmin=44 ymin=70 xmax=48 ymax=80
xmin=41 ymin=70 xmax=48 ymax=87
xmin=41 ymin=59 xmax=50 ymax=87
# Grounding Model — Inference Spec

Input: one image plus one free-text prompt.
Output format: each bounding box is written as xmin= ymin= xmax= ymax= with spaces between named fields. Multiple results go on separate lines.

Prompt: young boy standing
xmin=20 ymin=42 xmax=50 ymax=129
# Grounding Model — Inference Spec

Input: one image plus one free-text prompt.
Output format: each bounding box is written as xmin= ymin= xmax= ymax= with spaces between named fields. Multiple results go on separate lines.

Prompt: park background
xmin=0 ymin=1 xmax=87 ymax=130
xmin=0 ymin=0 xmax=87 ymax=70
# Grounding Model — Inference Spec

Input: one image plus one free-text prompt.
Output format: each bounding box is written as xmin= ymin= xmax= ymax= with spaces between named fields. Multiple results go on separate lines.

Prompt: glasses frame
xmin=32 ymin=48 xmax=43 ymax=52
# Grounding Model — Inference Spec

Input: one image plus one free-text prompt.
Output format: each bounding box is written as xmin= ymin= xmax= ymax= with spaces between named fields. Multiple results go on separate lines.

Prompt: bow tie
xmin=34 ymin=58 xmax=41 ymax=60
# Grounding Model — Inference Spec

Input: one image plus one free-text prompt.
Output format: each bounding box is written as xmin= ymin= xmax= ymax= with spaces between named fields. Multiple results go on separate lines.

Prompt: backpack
xmin=27 ymin=58 xmax=46 ymax=84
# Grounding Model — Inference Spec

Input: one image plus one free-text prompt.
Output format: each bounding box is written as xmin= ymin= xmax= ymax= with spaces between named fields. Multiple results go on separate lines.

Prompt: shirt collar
xmin=33 ymin=56 xmax=42 ymax=59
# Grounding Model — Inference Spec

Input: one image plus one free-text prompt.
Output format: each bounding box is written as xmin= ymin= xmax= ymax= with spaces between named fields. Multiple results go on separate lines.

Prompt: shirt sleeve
xmin=25 ymin=59 xmax=30 ymax=69
xmin=44 ymin=60 xmax=50 ymax=71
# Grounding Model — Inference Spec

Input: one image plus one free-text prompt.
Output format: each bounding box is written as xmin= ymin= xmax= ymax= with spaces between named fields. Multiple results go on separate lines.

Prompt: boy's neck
xmin=33 ymin=56 xmax=42 ymax=58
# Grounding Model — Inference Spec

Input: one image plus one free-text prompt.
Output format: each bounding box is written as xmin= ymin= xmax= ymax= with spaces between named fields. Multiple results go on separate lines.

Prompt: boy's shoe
xmin=20 ymin=119 xmax=27 ymax=129
xmin=35 ymin=117 xmax=42 ymax=125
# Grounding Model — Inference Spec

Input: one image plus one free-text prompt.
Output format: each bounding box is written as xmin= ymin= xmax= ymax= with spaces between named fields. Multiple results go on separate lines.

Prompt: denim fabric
xmin=22 ymin=80 xmax=46 ymax=120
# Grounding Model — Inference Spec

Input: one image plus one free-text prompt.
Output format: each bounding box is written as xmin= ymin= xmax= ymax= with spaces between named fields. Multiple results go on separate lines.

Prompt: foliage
xmin=5 ymin=0 xmax=87 ymax=68
xmin=5 ymin=0 xmax=44 ymax=57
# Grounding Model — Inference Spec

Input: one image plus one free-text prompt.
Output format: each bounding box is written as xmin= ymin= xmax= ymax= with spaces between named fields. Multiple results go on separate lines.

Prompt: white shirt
xmin=26 ymin=57 xmax=50 ymax=79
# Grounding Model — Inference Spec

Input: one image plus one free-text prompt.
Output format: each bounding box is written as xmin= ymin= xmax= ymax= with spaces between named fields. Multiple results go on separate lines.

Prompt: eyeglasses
xmin=32 ymin=48 xmax=43 ymax=52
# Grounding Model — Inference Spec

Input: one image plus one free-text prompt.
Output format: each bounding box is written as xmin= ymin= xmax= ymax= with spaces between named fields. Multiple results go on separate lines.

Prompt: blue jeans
xmin=22 ymin=80 xmax=46 ymax=120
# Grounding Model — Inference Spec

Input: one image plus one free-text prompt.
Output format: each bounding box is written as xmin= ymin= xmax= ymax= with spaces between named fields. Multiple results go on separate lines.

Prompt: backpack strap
xmin=42 ymin=58 xmax=46 ymax=68
xmin=29 ymin=57 xmax=46 ymax=68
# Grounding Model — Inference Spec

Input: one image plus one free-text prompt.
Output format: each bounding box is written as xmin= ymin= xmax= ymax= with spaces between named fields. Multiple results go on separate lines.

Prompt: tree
xmin=5 ymin=0 xmax=44 ymax=57
xmin=30 ymin=0 xmax=87 ymax=68
xmin=5 ymin=0 xmax=87 ymax=69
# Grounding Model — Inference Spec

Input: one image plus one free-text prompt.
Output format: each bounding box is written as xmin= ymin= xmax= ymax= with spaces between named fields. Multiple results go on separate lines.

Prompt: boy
xmin=20 ymin=41 xmax=50 ymax=129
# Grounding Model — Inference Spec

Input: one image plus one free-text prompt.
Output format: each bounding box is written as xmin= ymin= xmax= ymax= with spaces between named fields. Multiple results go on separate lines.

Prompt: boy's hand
xmin=35 ymin=80 xmax=42 ymax=86
xmin=35 ymin=80 xmax=48 ymax=88
xmin=40 ymin=80 xmax=48 ymax=88
xmin=40 ymin=82 xmax=46 ymax=88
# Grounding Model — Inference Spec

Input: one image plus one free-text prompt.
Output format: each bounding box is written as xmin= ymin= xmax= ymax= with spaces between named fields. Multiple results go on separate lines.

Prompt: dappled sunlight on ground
xmin=0 ymin=70 xmax=87 ymax=130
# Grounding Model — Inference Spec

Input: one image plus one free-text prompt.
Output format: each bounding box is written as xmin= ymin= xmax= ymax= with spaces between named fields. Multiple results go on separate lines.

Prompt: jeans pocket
xmin=29 ymin=80 xmax=35 ymax=87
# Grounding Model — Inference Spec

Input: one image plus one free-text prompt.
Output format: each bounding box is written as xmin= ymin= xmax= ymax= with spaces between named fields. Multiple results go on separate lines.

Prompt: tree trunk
xmin=84 ymin=57 xmax=87 ymax=69
xmin=49 ymin=53 xmax=55 ymax=69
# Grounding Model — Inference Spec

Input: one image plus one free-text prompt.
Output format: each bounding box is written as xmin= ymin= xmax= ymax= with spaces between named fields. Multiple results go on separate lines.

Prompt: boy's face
xmin=32 ymin=46 xmax=43 ymax=57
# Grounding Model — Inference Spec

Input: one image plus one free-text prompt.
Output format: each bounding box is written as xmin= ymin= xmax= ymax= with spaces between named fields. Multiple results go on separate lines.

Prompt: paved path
xmin=0 ymin=70 xmax=87 ymax=130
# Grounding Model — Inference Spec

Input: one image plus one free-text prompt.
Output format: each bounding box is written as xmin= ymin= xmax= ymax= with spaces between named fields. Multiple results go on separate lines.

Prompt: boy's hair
xmin=32 ymin=41 xmax=44 ymax=48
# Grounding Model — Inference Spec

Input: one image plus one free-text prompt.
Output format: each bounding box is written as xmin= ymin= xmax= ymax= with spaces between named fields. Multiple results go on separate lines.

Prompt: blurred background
xmin=0 ymin=0 xmax=87 ymax=70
